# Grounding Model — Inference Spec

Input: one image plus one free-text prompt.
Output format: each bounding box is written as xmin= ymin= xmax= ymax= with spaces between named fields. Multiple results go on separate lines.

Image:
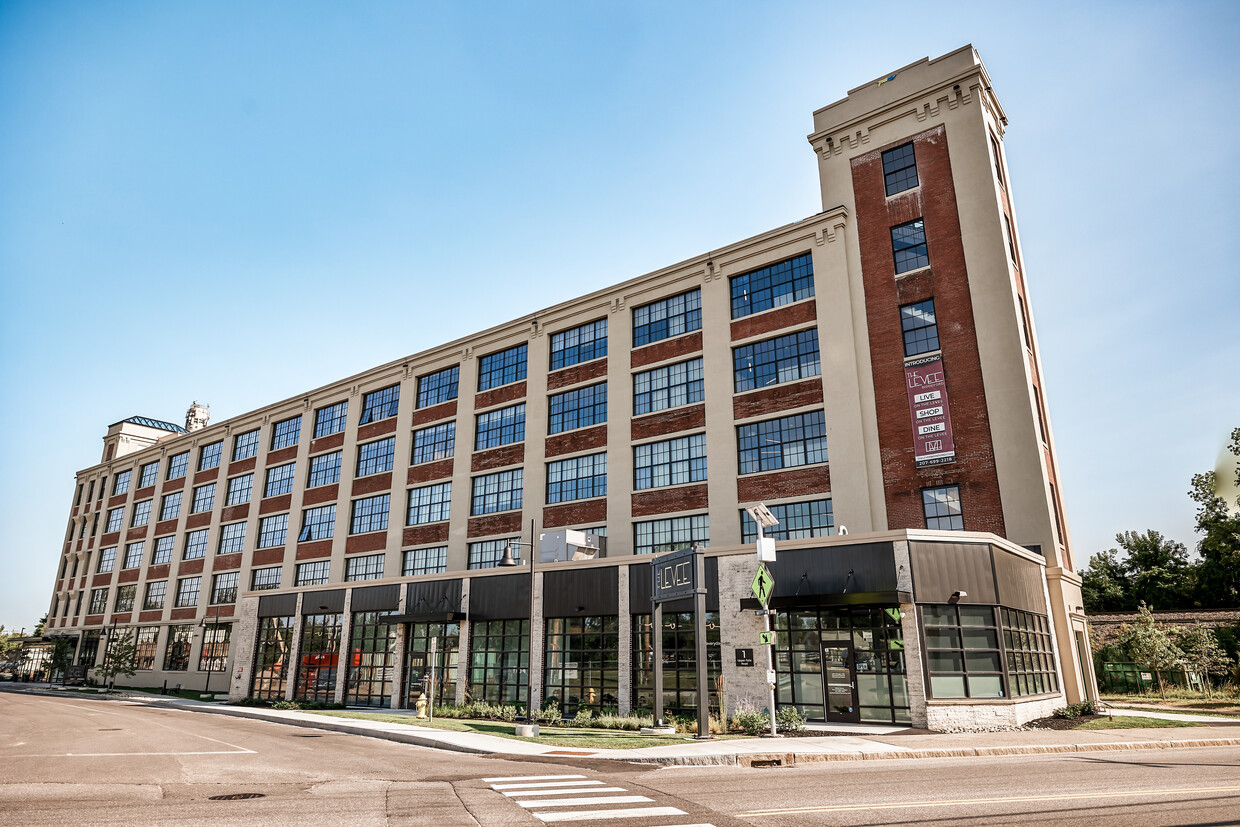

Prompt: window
xmin=740 ymin=499 xmax=834 ymax=543
xmin=351 ymin=494 xmax=390 ymax=534
xmin=232 ymin=428 xmax=260 ymax=462
xmin=923 ymin=604 xmax=1003 ymax=698
xmin=105 ymin=507 xmax=124 ymax=533
xmin=89 ymin=588 xmax=109 ymax=614
xmin=298 ymin=504 xmax=336 ymax=542
xmin=407 ymin=482 xmax=452 ymax=525
xmin=88 ymin=479 xmax=96 ymax=502
xmin=547 ymin=453 xmax=607 ymax=503
xmin=634 ymin=433 xmax=707 ymax=490
xmin=133 ymin=627 xmax=158 ymax=670
xmin=633 ymin=289 xmax=701 ymax=347
xmin=225 ymin=473 xmax=253 ymax=506
xmin=891 ymin=219 xmax=929 ymax=274
xmin=138 ymin=461 xmax=159 ymax=489
xmin=113 ymin=470 xmax=132 ymax=496
xmin=131 ymin=499 xmax=152 ymax=527
xmin=159 ymin=492 xmax=182 ymax=521
xmin=114 ymin=584 xmax=136 ymax=612
xmin=403 ymin=546 xmax=447 ymax=576
xmin=257 ymin=514 xmax=289 ymax=548
xmin=175 ymin=576 xmax=200 ymax=608
xmin=360 ymin=384 xmax=400 ymax=424
xmin=412 ymin=422 xmax=455 ymax=464
xmin=548 ymin=383 xmax=607 ymax=434
xmin=314 ymin=401 xmax=348 ymax=438
xmin=219 ymin=522 xmax=246 ymax=554
xmin=922 ymin=485 xmax=964 ymax=531
xmin=546 ymin=616 xmax=620 ymax=716
xmin=737 ymin=410 xmax=828 ymax=475
xmin=1002 ymin=608 xmax=1059 ymax=697
xmin=470 ymin=469 xmax=523 ymax=515
xmin=211 ymin=571 xmax=239 ymax=604
xmin=469 ymin=618 xmax=528 ymax=703
xmin=252 ymin=616 xmax=295 ymax=700
xmin=151 ymin=536 xmax=174 ymax=565
xmin=475 ymin=404 xmax=525 ymax=450
xmin=990 ymin=133 xmax=1006 ymax=190
xmin=346 ymin=610 xmax=398 ymax=707
xmin=191 ymin=483 xmax=216 ymax=513
xmin=733 ymin=330 xmax=820 ymax=393
xmin=143 ymin=580 xmax=167 ymax=610
xmin=550 ymin=319 xmax=608 ymax=369
xmin=167 ymin=452 xmax=189 ymax=480
xmin=270 ymin=415 xmax=301 ymax=450
xmin=478 ymin=344 xmax=527 ymax=391
xmin=1003 ymin=213 xmax=1019 ymax=264
xmin=91 ymin=514 xmax=99 ymax=536
xmin=296 ymin=560 xmax=331 ymax=586
xmin=468 ymin=538 xmax=520 ymax=570
xmin=200 ymin=623 xmax=231 ymax=672
xmin=184 ymin=529 xmax=209 ymax=560
xmin=417 ymin=366 xmax=459 ymax=408
xmin=251 ymin=567 xmax=282 ymax=591
xmin=198 ymin=440 xmax=223 ymax=471
xmin=729 ymin=254 xmax=814 ymax=319
xmin=123 ymin=541 xmax=144 ymax=569
xmin=97 ymin=547 xmax=116 ymax=573
xmin=295 ymin=613 xmax=341 ymax=702
xmin=308 ymin=452 xmax=342 ymax=488
xmin=264 ymin=463 xmax=296 ymax=497
xmin=882 ymin=142 xmax=918 ymax=196
xmin=634 ymin=359 xmax=703 ymax=415
xmin=356 ymin=437 xmax=395 ymax=477
xmin=163 ymin=625 xmax=193 ymax=671
xmin=345 ymin=554 xmax=385 ymax=581
xmin=900 ymin=299 xmax=940 ymax=357
xmin=634 ymin=514 xmax=709 ymax=556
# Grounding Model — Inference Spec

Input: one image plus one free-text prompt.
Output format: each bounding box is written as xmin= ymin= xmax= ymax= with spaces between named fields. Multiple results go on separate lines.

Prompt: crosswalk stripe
xmin=518 ymin=796 xmax=653 ymax=809
xmin=533 ymin=806 xmax=686 ymax=823
xmin=491 ymin=780 xmax=606 ymax=790
xmin=647 ymin=824 xmax=716 ymax=827
xmin=503 ymin=787 xmax=629 ymax=798
xmin=483 ymin=775 xmax=586 ymax=783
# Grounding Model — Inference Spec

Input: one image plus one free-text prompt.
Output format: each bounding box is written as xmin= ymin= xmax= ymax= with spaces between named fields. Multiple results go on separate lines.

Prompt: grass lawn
xmin=1076 ymin=715 xmax=1205 ymax=730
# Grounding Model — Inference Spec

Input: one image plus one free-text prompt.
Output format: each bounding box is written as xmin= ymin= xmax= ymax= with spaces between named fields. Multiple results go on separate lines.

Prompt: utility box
xmin=539 ymin=529 xmax=607 ymax=563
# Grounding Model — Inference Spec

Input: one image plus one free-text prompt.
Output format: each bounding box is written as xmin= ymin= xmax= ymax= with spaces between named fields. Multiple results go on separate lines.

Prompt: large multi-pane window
xmin=314 ymin=401 xmax=348 ymax=438
xmin=633 ymin=289 xmax=701 ymax=347
xmin=468 ymin=538 xmax=519 ymax=569
xmin=892 ymin=218 xmax=929 ymax=274
xmin=478 ymin=344 xmax=527 ymax=391
xmin=123 ymin=541 xmax=144 ymax=569
xmin=265 ymin=463 xmax=296 ymax=498
xmin=295 ymin=613 xmax=343 ymax=703
xmin=167 ymin=452 xmax=189 ymax=480
xmin=296 ymin=560 xmax=331 ymax=586
xmin=633 ymin=611 xmax=721 ymax=717
xmin=923 ymin=604 xmax=1003 ymax=699
xmin=737 ymin=410 xmax=828 ymax=475
xmin=307 ymin=452 xmax=341 ymax=488
xmin=97 ymin=547 xmax=117 ymax=573
xmin=163 ymin=625 xmax=193 ymax=671
xmin=252 ymin=616 xmax=295 ymax=700
xmin=545 ymin=616 xmax=619 ymax=715
xmin=412 ymin=422 xmax=455 ymax=464
xmin=79 ymin=630 xmax=102 ymax=667
xmin=406 ymin=621 xmax=459 ymax=707
xmin=403 ymin=546 xmax=447 ymax=576
xmin=1002 ymin=608 xmax=1059 ymax=697
xmin=251 ymin=567 xmax=282 ymax=591
xmin=298 ymin=504 xmax=336 ymax=542
xmin=184 ymin=529 xmax=209 ymax=560
xmin=225 ymin=473 xmax=253 ymax=506
xmin=900 ymin=299 xmax=939 ymax=357
xmin=143 ymin=581 xmax=167 ymax=610
xmin=200 ymin=624 xmax=231 ymax=672
xmin=882 ymin=142 xmax=918 ymax=196
xmin=548 ymin=383 xmax=607 ymax=434
xmin=470 ymin=470 xmax=522 ymax=515
xmin=356 ymin=437 xmax=395 ymax=477
xmin=257 ymin=514 xmax=289 ymax=548
xmin=351 ymin=494 xmax=390 ymax=534
xmin=345 ymin=611 xmax=398 ymax=706
xmin=191 ymin=483 xmax=216 ymax=513
xmin=232 ymin=428 xmax=260 ymax=462
xmin=134 ymin=627 xmax=159 ymax=670
xmin=210 ymin=572 xmax=239 ymax=605
xmin=270 ymin=415 xmax=302 ymax=450
xmin=546 ymin=453 xmax=606 ymax=503
xmin=475 ymin=404 xmax=525 ymax=450
xmin=633 ymin=359 xmax=703 ymax=415
xmin=634 ymin=514 xmax=709 ymax=555
xmin=105 ymin=507 xmax=124 ymax=533
xmin=549 ymin=319 xmax=608 ymax=370
xmin=634 ymin=434 xmax=707 ymax=490
xmin=113 ymin=470 xmax=132 ymax=496
xmin=218 ymin=522 xmax=246 ymax=554
xmin=114 ymin=584 xmax=136 ymax=612
xmin=407 ymin=483 xmax=451 ymax=525
xmin=360 ymin=384 xmax=399 ymax=424
xmin=729 ymin=253 xmax=815 ymax=319
xmin=199 ymin=440 xmax=223 ymax=471
xmin=175 ymin=576 xmax=200 ymax=608
xmin=469 ymin=619 xmax=528 ymax=705
xmin=88 ymin=588 xmax=109 ymax=614
xmin=922 ymin=485 xmax=964 ymax=531
xmin=417 ymin=366 xmax=459 ymax=408
xmin=138 ymin=461 xmax=159 ymax=489
xmin=159 ymin=492 xmax=182 ymax=521
xmin=151 ymin=536 xmax=174 ymax=565
xmin=131 ymin=499 xmax=152 ymax=527
xmin=345 ymin=554 xmax=385 ymax=581
xmin=733 ymin=329 xmax=821 ymax=392
xmin=740 ymin=499 xmax=834 ymax=543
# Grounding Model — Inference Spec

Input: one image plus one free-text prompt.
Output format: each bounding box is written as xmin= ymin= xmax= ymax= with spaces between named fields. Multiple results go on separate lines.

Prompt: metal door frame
xmin=822 ymin=640 xmax=860 ymax=723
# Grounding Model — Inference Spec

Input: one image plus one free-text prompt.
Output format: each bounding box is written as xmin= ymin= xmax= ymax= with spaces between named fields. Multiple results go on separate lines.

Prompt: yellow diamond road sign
xmin=751 ymin=565 xmax=774 ymax=608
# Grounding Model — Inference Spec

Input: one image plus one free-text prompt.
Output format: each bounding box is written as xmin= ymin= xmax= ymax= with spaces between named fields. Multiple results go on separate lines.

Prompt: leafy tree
xmin=96 ymin=630 xmax=138 ymax=690
xmin=1112 ymin=603 xmax=1183 ymax=698
xmin=0 ymin=626 xmax=21 ymax=662
xmin=33 ymin=614 xmax=47 ymax=637
xmin=1178 ymin=624 xmax=1232 ymax=699
xmin=1187 ymin=432 xmax=1240 ymax=608
xmin=48 ymin=637 xmax=75 ymax=685
xmin=1119 ymin=530 xmax=1193 ymax=609
xmin=1080 ymin=549 xmax=1130 ymax=612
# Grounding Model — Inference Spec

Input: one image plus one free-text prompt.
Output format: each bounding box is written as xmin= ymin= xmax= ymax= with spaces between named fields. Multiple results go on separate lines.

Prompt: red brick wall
xmin=214 ymin=553 xmax=242 ymax=571
xmin=632 ymin=484 xmax=708 ymax=517
xmin=170 ymin=608 xmax=197 ymax=620
xmin=310 ymin=432 xmax=345 ymax=454
xmin=403 ymin=524 xmax=450 ymax=546
xmin=266 ymin=446 xmax=297 ymax=466
xmin=730 ymin=299 xmax=817 ymax=341
xmin=412 ymin=400 xmax=457 ymax=427
xmin=472 ymin=444 xmax=525 ymax=473
xmin=475 ymin=381 xmax=527 ymax=411
xmin=133 ymin=485 xmax=155 ymax=501
xmin=351 ymin=473 xmax=392 ymax=497
xmin=101 ymin=531 xmax=120 ymax=546
xmin=732 ymin=380 xmax=823 ymax=421
xmin=161 ymin=477 xmax=185 ymax=493
xmin=259 ymin=494 xmax=291 ymax=514
xmin=221 ymin=504 xmax=250 ymax=523
xmin=303 ymin=484 xmax=339 ymax=506
xmin=108 ymin=493 xmax=127 ymax=509
xmin=147 ymin=564 xmax=170 ymax=580
xmin=548 ymin=358 xmax=607 ymax=391
xmin=543 ymin=499 xmax=607 ymax=527
xmin=631 ymin=331 xmax=702 ymax=369
xmin=468 ymin=512 xmax=523 ymax=538
xmin=139 ymin=610 xmax=161 ymax=623
xmin=118 ymin=569 xmax=139 ymax=584
xmin=736 ymin=466 xmax=832 ymax=504
xmin=154 ymin=519 xmax=179 ymax=536
xmin=91 ymin=572 xmax=114 ymax=587
xmin=631 ymin=404 xmax=706 ymax=441
xmin=358 ymin=417 xmax=398 ymax=442
xmin=296 ymin=539 xmax=333 ymax=560
xmin=193 ymin=467 xmax=219 ymax=484
xmin=409 ymin=459 xmax=454 ymax=484
xmin=185 ymin=512 xmax=211 ymax=529
xmin=346 ymin=532 xmax=388 ymax=554
xmin=252 ymin=548 xmax=286 ymax=567
xmin=179 ymin=559 xmax=203 ymax=575
xmin=126 ymin=526 xmax=147 ymax=543
xmin=546 ymin=425 xmax=607 ymax=458
xmin=228 ymin=455 xmax=257 ymax=474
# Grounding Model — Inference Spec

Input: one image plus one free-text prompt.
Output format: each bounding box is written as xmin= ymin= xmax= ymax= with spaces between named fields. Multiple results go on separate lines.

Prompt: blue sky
xmin=1 ymin=1 xmax=1237 ymax=632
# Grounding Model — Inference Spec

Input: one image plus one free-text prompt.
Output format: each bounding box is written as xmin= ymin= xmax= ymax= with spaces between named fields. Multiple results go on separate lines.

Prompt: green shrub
xmin=731 ymin=699 xmax=769 ymax=735
xmin=1053 ymin=700 xmax=1099 ymax=719
xmin=231 ymin=697 xmax=272 ymax=708
xmin=534 ymin=705 xmax=562 ymax=726
xmin=775 ymin=705 xmax=806 ymax=732
xmin=572 ymin=708 xmax=595 ymax=727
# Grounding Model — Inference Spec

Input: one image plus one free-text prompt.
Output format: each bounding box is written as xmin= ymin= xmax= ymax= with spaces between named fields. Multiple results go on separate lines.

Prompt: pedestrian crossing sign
xmin=751 ymin=565 xmax=774 ymax=608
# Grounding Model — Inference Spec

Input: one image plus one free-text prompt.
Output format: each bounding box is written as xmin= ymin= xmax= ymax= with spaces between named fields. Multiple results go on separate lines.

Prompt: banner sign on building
xmin=651 ymin=546 xmax=699 ymax=602
xmin=904 ymin=355 xmax=956 ymax=466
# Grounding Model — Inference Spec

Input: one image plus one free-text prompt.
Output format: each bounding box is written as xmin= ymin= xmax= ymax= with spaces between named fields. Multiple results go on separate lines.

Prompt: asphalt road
xmin=3 ymin=689 xmax=1239 ymax=827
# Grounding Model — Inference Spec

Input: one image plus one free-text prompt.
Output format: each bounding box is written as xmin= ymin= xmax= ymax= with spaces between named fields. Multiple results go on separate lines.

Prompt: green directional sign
xmin=751 ymin=565 xmax=775 ymax=608
xmin=759 ymin=630 xmax=773 ymax=646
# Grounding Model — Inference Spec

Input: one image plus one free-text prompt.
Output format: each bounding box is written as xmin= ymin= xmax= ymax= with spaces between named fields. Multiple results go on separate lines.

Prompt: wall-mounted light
xmin=950 ymin=590 xmax=967 ymax=601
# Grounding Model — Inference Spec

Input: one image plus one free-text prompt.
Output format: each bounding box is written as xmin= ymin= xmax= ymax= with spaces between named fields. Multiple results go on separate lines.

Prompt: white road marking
xmin=533 ymin=807 xmax=686 ymax=822
xmin=503 ymin=787 xmax=629 ymax=798
xmin=484 ymin=774 xmax=586 ymax=782
xmin=491 ymin=780 xmax=605 ymax=790
xmin=32 ymin=695 xmax=255 ymax=754
xmin=518 ymin=796 xmax=652 ymax=809
xmin=24 ymin=749 xmax=255 ymax=757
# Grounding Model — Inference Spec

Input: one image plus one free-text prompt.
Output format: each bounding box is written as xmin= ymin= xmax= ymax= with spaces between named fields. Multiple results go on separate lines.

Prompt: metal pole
xmin=428 ymin=636 xmax=437 ymax=724
xmin=527 ymin=519 xmax=536 ymax=719
xmin=652 ymin=600 xmax=663 ymax=728
xmin=694 ymin=549 xmax=710 ymax=739
xmin=759 ymin=523 xmax=777 ymax=738
xmin=203 ymin=604 xmax=220 ymax=698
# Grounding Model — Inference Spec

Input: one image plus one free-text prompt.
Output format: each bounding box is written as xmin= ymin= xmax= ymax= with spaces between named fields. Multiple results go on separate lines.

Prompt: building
xmin=44 ymin=45 xmax=1095 ymax=730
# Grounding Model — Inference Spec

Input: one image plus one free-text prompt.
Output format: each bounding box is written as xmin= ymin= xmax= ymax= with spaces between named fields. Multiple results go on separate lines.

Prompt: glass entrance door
xmin=822 ymin=643 xmax=859 ymax=723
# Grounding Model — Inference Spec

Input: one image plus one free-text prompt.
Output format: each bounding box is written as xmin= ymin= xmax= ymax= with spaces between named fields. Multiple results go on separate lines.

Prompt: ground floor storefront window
xmin=406 ymin=621 xmax=459 ymax=707
xmin=632 ymin=611 xmax=721 ymax=717
xmin=544 ymin=616 xmax=618 ymax=716
xmin=163 ymin=624 xmax=192 ymax=671
xmin=252 ymin=615 xmax=294 ymax=700
xmin=200 ymin=623 xmax=231 ymax=673
xmin=295 ymin=613 xmax=342 ymax=703
xmin=345 ymin=611 xmax=397 ymax=707
xmin=468 ymin=619 xmax=528 ymax=706
xmin=79 ymin=630 xmax=101 ymax=668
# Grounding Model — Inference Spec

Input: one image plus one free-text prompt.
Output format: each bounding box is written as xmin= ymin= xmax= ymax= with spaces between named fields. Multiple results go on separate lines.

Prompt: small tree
xmin=1179 ymin=624 xmax=1232 ymax=699
xmin=97 ymin=630 xmax=138 ymax=691
xmin=1113 ymin=603 xmax=1183 ymax=698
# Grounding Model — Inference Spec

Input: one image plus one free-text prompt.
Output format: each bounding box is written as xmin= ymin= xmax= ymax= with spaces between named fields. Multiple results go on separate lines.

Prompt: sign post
xmin=649 ymin=544 xmax=710 ymax=738
xmin=746 ymin=504 xmax=781 ymax=738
